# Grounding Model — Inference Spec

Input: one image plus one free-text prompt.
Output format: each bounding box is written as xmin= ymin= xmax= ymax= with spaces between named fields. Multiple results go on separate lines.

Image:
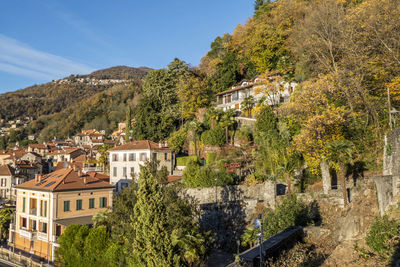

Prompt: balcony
xmin=19 ymin=229 xmax=36 ymax=240
xmin=37 ymin=232 xmax=48 ymax=241
xmin=29 ymin=208 xmax=37 ymax=216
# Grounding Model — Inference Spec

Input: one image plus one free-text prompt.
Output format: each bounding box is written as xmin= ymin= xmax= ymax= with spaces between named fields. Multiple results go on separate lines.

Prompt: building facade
xmin=108 ymin=140 xmax=174 ymax=192
xmin=9 ymin=167 xmax=114 ymax=261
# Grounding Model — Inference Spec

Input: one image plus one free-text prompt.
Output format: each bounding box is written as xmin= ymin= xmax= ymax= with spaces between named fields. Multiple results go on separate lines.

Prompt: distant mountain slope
xmin=86 ymin=66 xmax=152 ymax=80
xmin=0 ymin=66 xmax=151 ymax=120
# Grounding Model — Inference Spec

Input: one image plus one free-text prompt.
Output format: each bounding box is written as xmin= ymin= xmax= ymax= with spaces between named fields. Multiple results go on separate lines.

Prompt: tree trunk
xmin=193 ymin=130 xmax=197 ymax=156
xmin=339 ymin=163 xmax=348 ymax=206
xmin=211 ymin=119 xmax=215 ymax=129
xmin=225 ymin=126 xmax=229 ymax=144
xmin=320 ymin=159 xmax=331 ymax=194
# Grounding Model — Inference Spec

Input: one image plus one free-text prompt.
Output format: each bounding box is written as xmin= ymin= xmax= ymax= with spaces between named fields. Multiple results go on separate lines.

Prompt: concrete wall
xmin=374 ymin=175 xmax=394 ymax=216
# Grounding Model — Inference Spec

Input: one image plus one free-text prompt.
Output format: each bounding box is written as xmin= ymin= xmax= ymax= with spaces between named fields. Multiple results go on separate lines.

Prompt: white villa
xmin=108 ymin=140 xmax=174 ymax=192
xmin=215 ymin=76 xmax=297 ymax=116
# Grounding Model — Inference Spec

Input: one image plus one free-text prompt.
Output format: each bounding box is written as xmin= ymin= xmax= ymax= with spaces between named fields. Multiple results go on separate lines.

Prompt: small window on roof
xmin=44 ymin=181 xmax=55 ymax=187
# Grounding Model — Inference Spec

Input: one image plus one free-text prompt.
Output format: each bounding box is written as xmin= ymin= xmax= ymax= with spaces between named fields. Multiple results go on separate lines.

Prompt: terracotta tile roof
xmin=29 ymin=144 xmax=48 ymax=150
xmin=73 ymin=154 xmax=87 ymax=162
xmin=108 ymin=140 xmax=172 ymax=151
xmin=167 ymin=176 xmax=182 ymax=183
xmin=215 ymin=83 xmax=254 ymax=96
xmin=87 ymin=172 xmax=109 ymax=182
xmin=16 ymin=168 xmax=114 ymax=192
xmin=0 ymin=165 xmax=14 ymax=176
xmin=55 ymin=161 xmax=84 ymax=171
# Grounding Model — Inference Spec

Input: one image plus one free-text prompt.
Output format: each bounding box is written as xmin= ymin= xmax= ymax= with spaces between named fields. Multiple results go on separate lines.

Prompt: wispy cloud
xmin=0 ymin=34 xmax=94 ymax=80
xmin=40 ymin=0 xmax=111 ymax=49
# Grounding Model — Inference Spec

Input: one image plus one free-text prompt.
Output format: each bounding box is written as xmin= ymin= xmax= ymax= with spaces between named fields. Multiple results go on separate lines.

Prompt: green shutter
xmin=64 ymin=201 xmax=70 ymax=212
xmin=89 ymin=198 xmax=94 ymax=209
xmin=22 ymin=197 xmax=25 ymax=213
xmin=44 ymin=201 xmax=47 ymax=217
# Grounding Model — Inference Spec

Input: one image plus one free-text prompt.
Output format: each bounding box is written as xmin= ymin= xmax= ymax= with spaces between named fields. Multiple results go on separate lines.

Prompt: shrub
xmin=241 ymin=194 xmax=311 ymax=248
xmin=168 ymin=127 xmax=188 ymax=153
xmin=182 ymin=160 xmax=235 ymax=188
xmin=366 ymin=216 xmax=399 ymax=260
xmin=201 ymin=126 xmax=225 ymax=146
xmin=176 ymin=156 xmax=198 ymax=166
xmin=206 ymin=152 xmax=217 ymax=165
xmin=262 ymin=194 xmax=311 ymax=239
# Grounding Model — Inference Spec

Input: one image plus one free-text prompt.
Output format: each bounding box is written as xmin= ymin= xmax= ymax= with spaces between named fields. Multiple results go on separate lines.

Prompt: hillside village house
xmin=9 ymin=167 xmax=114 ymax=261
xmin=0 ymin=164 xmax=15 ymax=199
xmin=74 ymin=129 xmax=105 ymax=147
xmin=28 ymin=144 xmax=57 ymax=157
xmin=108 ymin=140 xmax=174 ymax=192
xmin=215 ymin=77 xmax=297 ymax=116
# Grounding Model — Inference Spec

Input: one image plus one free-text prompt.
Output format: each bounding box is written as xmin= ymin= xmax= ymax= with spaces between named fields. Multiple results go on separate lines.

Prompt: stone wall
xmin=185 ymin=181 xmax=275 ymax=211
xmin=383 ymin=129 xmax=400 ymax=196
xmin=184 ymin=182 xmax=276 ymax=251
xmin=374 ymin=175 xmax=394 ymax=216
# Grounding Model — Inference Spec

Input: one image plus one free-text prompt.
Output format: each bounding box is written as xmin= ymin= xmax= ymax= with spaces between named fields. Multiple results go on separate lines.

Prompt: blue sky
xmin=0 ymin=0 xmax=254 ymax=93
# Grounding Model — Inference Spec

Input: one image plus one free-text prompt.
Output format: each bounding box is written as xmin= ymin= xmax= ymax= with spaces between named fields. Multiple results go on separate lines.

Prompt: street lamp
xmin=254 ymin=214 xmax=263 ymax=267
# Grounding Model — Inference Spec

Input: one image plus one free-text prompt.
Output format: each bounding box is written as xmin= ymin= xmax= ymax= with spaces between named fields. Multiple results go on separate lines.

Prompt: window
xmin=164 ymin=153 xmax=168 ymax=160
xmin=123 ymin=153 xmax=127 ymax=161
xmin=76 ymin=200 xmax=82 ymax=210
xmin=123 ymin=167 xmax=127 ymax=177
xmin=21 ymin=217 xmax=27 ymax=228
xmin=99 ymin=197 xmax=107 ymax=208
xmin=41 ymin=222 xmax=47 ymax=233
xmin=152 ymin=153 xmax=157 ymax=161
xmin=130 ymin=167 xmax=134 ymax=175
xmin=112 ymin=154 xmax=118 ymax=162
xmin=22 ymin=197 xmax=26 ymax=213
xmin=129 ymin=153 xmax=136 ymax=161
xmin=89 ymin=198 xmax=95 ymax=209
xmin=113 ymin=167 xmax=117 ymax=177
xmin=63 ymin=201 xmax=70 ymax=212
xmin=32 ymin=220 xmax=37 ymax=231
xmin=40 ymin=200 xmax=43 ymax=216
xmin=140 ymin=153 xmax=147 ymax=161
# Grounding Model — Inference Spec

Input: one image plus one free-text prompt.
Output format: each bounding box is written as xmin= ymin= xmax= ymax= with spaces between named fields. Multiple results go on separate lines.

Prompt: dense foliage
xmin=366 ymin=216 xmax=400 ymax=261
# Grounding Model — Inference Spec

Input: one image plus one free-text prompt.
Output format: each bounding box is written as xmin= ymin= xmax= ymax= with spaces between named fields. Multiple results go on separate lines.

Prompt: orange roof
xmin=167 ymin=176 xmax=182 ymax=183
xmin=17 ymin=168 xmax=114 ymax=192
xmin=0 ymin=165 xmax=14 ymax=176
xmin=215 ymin=83 xmax=254 ymax=96
xmin=108 ymin=140 xmax=172 ymax=151
xmin=29 ymin=144 xmax=48 ymax=149
xmin=87 ymin=172 xmax=109 ymax=182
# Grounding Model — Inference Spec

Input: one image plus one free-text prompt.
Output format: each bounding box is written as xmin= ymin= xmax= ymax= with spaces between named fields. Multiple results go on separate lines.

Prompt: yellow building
xmin=9 ymin=167 xmax=114 ymax=262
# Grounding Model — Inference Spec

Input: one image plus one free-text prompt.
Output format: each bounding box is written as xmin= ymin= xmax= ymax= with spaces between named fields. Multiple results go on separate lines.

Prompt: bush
xmin=176 ymin=156 xmax=198 ymax=166
xmin=201 ymin=126 xmax=225 ymax=146
xmin=182 ymin=160 xmax=235 ymax=188
xmin=263 ymin=194 xmax=311 ymax=239
xmin=168 ymin=127 xmax=188 ymax=153
xmin=366 ymin=216 xmax=399 ymax=260
xmin=206 ymin=152 xmax=217 ymax=165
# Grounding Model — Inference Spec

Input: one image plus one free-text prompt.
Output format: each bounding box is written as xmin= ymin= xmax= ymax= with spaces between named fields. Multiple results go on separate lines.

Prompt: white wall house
xmin=108 ymin=140 xmax=174 ymax=193
xmin=215 ymin=77 xmax=297 ymax=115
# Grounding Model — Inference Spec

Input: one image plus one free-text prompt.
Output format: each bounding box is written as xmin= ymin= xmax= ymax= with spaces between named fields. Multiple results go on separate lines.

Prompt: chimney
xmin=83 ymin=176 xmax=87 ymax=184
xmin=35 ymin=174 xmax=39 ymax=182
xmin=78 ymin=170 xmax=82 ymax=177
xmin=73 ymin=165 xmax=78 ymax=171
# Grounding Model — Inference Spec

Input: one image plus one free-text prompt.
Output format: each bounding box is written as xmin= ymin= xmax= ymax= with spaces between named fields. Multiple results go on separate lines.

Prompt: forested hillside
xmin=131 ymin=0 xmax=400 ymax=176
xmin=0 ymin=66 xmax=149 ymax=121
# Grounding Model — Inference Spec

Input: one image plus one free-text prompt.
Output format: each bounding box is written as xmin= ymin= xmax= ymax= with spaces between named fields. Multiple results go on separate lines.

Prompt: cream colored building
xmin=9 ymin=167 xmax=114 ymax=262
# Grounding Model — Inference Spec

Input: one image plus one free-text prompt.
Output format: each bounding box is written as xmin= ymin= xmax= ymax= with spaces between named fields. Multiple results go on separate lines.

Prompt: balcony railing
xmin=37 ymin=232 xmax=48 ymax=241
xmin=29 ymin=208 xmax=37 ymax=216
xmin=19 ymin=229 xmax=36 ymax=240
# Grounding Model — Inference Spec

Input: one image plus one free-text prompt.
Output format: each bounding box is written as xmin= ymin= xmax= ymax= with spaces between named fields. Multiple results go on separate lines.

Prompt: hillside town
xmin=1 ymin=0 xmax=400 ymax=266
